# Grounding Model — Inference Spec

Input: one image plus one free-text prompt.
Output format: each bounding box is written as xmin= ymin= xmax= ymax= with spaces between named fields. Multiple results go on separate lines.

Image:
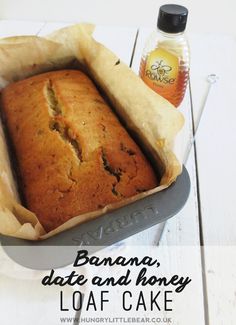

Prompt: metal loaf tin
xmin=0 ymin=166 xmax=190 ymax=270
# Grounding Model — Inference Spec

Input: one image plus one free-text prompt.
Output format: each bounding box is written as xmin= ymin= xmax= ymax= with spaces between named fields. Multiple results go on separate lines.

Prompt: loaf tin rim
xmin=0 ymin=166 xmax=190 ymax=270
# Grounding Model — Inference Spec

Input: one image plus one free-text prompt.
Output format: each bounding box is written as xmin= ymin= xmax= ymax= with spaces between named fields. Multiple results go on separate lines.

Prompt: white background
xmin=0 ymin=0 xmax=235 ymax=35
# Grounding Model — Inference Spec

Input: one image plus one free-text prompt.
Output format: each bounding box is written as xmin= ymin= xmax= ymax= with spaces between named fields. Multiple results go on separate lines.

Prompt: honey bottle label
xmin=142 ymin=48 xmax=179 ymax=95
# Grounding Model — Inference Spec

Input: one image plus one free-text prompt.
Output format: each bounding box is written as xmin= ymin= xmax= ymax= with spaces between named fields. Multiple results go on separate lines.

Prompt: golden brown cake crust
xmin=1 ymin=70 xmax=158 ymax=232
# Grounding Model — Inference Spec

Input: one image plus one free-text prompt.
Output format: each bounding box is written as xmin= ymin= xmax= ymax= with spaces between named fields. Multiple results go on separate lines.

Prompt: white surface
xmin=189 ymin=33 xmax=236 ymax=324
xmin=204 ymin=247 xmax=236 ymax=324
xmin=190 ymin=34 xmax=236 ymax=245
xmin=0 ymin=20 xmax=235 ymax=324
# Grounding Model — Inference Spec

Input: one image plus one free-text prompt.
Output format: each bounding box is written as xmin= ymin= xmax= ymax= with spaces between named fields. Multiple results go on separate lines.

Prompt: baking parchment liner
xmin=0 ymin=23 xmax=184 ymax=240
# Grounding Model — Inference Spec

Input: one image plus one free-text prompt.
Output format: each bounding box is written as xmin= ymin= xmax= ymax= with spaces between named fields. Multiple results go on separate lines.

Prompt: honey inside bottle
xmin=139 ymin=5 xmax=190 ymax=108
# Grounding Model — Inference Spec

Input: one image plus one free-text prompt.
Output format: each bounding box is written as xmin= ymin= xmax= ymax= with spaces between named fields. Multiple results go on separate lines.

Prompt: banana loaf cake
xmin=1 ymin=70 xmax=158 ymax=232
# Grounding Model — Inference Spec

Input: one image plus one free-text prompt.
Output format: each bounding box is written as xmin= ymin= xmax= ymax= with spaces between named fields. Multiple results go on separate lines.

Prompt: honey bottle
xmin=139 ymin=4 xmax=190 ymax=107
